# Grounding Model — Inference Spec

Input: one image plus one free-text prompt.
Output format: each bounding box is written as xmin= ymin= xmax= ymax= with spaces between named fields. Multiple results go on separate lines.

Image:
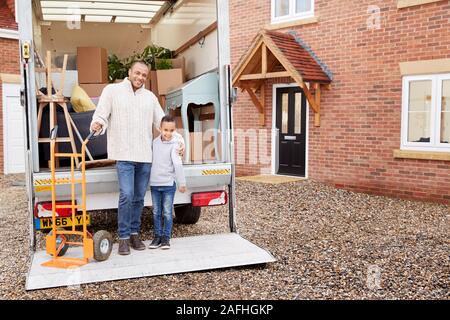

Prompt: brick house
xmin=230 ymin=0 xmax=450 ymax=204
xmin=0 ymin=0 xmax=20 ymax=174
xmin=1 ymin=0 xmax=449 ymax=205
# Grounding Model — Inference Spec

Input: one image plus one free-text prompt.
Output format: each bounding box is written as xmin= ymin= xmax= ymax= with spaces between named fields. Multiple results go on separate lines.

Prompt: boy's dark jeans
xmin=151 ymin=183 xmax=176 ymax=239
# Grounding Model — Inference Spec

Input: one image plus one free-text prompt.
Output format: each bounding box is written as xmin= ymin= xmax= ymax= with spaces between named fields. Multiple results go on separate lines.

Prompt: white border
xmin=401 ymin=73 xmax=450 ymax=152
xmin=271 ymin=0 xmax=315 ymax=24
xmin=0 ymin=28 xmax=19 ymax=39
xmin=272 ymin=83 xmax=309 ymax=178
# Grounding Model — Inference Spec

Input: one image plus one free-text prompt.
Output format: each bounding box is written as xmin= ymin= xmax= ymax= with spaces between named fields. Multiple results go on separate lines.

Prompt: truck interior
xmin=31 ymin=0 xmax=223 ymax=172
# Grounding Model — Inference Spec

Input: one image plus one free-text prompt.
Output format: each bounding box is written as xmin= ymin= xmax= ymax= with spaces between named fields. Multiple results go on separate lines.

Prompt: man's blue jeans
xmin=116 ymin=161 xmax=151 ymax=240
xmin=150 ymin=183 xmax=176 ymax=239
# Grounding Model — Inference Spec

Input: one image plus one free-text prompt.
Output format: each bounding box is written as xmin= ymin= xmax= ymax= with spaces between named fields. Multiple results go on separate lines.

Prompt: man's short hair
xmin=130 ymin=60 xmax=149 ymax=71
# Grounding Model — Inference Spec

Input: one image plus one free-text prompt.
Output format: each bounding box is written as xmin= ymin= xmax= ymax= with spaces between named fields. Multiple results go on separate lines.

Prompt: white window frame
xmin=0 ymin=28 xmax=19 ymax=39
xmin=271 ymin=0 xmax=315 ymax=24
xmin=401 ymin=73 xmax=450 ymax=152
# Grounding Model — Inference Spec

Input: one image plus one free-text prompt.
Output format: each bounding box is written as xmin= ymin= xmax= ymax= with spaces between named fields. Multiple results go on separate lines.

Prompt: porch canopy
xmin=232 ymin=30 xmax=332 ymax=126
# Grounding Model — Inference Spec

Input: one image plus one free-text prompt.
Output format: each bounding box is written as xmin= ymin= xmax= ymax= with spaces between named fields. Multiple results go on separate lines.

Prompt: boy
xmin=149 ymin=115 xmax=186 ymax=249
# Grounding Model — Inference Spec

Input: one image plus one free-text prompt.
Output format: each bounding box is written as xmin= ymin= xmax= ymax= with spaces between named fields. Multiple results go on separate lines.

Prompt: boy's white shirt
xmin=150 ymin=134 xmax=186 ymax=187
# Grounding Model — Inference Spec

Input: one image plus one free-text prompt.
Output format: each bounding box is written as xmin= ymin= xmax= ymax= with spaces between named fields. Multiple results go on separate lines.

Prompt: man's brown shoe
xmin=118 ymin=239 xmax=130 ymax=255
xmin=130 ymin=234 xmax=146 ymax=251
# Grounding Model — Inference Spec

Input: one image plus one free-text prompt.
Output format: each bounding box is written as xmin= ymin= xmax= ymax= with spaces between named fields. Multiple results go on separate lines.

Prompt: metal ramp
xmin=26 ymin=233 xmax=276 ymax=290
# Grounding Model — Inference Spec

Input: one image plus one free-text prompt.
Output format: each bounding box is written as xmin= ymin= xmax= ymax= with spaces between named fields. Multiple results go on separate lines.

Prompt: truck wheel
xmin=93 ymin=230 xmax=113 ymax=261
xmin=48 ymin=228 xmax=69 ymax=257
xmin=174 ymin=204 xmax=201 ymax=224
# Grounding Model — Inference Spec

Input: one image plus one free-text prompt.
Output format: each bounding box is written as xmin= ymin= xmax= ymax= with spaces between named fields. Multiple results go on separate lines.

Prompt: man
xmin=90 ymin=61 xmax=184 ymax=255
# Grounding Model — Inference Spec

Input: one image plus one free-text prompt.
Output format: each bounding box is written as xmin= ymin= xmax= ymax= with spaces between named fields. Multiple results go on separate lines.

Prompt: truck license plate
xmin=35 ymin=214 xmax=91 ymax=230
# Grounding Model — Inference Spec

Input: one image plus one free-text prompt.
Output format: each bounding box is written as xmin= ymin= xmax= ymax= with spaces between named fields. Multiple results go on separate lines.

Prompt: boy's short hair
xmin=161 ymin=115 xmax=175 ymax=125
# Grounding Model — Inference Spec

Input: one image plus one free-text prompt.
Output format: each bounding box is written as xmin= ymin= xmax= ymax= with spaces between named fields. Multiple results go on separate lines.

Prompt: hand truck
xmin=42 ymin=126 xmax=113 ymax=268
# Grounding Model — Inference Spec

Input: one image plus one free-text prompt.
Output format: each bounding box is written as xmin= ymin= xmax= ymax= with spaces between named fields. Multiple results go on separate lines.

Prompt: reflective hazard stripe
xmin=201 ymin=169 xmax=231 ymax=176
xmin=34 ymin=177 xmax=72 ymax=186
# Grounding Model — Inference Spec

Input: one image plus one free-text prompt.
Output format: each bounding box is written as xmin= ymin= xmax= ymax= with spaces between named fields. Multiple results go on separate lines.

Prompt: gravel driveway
xmin=0 ymin=173 xmax=448 ymax=299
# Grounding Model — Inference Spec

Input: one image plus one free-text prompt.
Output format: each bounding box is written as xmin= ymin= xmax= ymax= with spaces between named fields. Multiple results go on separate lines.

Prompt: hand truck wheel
xmin=93 ymin=230 xmax=113 ymax=261
xmin=48 ymin=228 xmax=69 ymax=257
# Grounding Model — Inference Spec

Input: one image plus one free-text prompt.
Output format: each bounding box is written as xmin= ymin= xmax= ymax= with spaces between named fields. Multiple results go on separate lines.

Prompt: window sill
xmin=393 ymin=149 xmax=450 ymax=161
xmin=266 ymin=16 xmax=319 ymax=30
xmin=399 ymin=58 xmax=450 ymax=75
xmin=397 ymin=0 xmax=445 ymax=9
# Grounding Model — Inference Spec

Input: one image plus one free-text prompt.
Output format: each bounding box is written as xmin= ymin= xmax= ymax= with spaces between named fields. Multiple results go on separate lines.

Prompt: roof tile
xmin=265 ymin=30 xmax=331 ymax=83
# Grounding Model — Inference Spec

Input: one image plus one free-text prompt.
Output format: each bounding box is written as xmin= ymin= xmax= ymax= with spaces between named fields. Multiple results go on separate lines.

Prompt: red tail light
xmin=191 ymin=191 xmax=228 ymax=207
xmin=34 ymin=201 xmax=76 ymax=218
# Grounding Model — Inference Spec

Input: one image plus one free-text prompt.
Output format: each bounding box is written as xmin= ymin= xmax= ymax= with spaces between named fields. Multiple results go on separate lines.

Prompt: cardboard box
xmin=79 ymin=83 xmax=108 ymax=97
xmin=202 ymin=119 xmax=221 ymax=161
xmin=150 ymin=69 xmax=184 ymax=96
xmin=156 ymin=57 xmax=186 ymax=81
xmin=77 ymin=47 xmax=108 ymax=84
xmin=170 ymin=57 xmax=186 ymax=81
xmin=190 ymin=132 xmax=203 ymax=163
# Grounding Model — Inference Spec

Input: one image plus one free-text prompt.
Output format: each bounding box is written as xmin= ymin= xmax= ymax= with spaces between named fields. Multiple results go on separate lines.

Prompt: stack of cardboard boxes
xmin=150 ymin=57 xmax=185 ymax=106
xmin=77 ymin=47 xmax=110 ymax=98
xmin=77 ymin=48 xmax=184 ymax=101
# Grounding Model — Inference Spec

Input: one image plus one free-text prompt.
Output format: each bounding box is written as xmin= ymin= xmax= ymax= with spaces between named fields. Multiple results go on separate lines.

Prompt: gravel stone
xmin=0 ymin=173 xmax=448 ymax=299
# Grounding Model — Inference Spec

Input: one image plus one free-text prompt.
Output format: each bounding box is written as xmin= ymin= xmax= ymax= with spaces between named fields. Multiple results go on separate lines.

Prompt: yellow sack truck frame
xmin=42 ymin=126 xmax=112 ymax=268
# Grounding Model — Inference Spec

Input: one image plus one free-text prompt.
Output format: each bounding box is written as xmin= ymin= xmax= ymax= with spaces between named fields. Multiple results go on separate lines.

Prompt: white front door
xmin=2 ymin=83 xmax=25 ymax=174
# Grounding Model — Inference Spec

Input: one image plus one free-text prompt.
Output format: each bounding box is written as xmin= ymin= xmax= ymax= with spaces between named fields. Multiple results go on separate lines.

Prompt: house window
xmin=401 ymin=74 xmax=450 ymax=151
xmin=271 ymin=0 xmax=314 ymax=24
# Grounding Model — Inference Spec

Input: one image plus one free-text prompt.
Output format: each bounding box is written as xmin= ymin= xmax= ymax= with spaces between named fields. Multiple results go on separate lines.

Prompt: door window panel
xmin=282 ymin=93 xmax=289 ymax=134
xmin=294 ymin=92 xmax=302 ymax=134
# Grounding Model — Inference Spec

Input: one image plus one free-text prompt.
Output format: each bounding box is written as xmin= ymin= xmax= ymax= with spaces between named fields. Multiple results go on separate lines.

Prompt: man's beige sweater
xmin=90 ymin=78 xmax=177 ymax=163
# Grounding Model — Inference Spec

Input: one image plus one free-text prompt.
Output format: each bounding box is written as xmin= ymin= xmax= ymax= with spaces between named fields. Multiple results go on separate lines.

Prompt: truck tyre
xmin=93 ymin=230 xmax=113 ymax=262
xmin=48 ymin=228 xmax=69 ymax=257
xmin=174 ymin=204 xmax=201 ymax=224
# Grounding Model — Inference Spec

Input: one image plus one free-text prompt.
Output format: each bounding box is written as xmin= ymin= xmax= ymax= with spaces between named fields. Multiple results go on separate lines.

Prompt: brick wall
xmin=6 ymin=0 xmax=15 ymax=17
xmin=0 ymin=0 xmax=19 ymax=173
xmin=230 ymin=0 xmax=450 ymax=204
xmin=0 ymin=0 xmax=17 ymax=29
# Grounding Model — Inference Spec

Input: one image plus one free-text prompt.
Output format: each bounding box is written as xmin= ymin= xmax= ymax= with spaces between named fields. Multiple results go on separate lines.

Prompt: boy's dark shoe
xmin=148 ymin=237 xmax=162 ymax=249
xmin=161 ymin=237 xmax=171 ymax=250
xmin=118 ymin=239 xmax=130 ymax=255
xmin=130 ymin=234 xmax=145 ymax=251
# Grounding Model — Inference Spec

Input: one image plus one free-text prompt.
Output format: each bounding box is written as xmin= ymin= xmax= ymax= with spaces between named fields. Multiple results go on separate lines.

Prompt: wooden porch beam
xmin=259 ymin=84 xmax=265 ymax=126
xmin=314 ymin=83 xmax=321 ymax=127
xmin=296 ymin=80 xmax=319 ymax=114
xmin=240 ymin=71 xmax=290 ymax=81
xmin=232 ymin=39 xmax=264 ymax=86
xmin=242 ymin=84 xmax=266 ymax=126
xmin=262 ymin=43 xmax=267 ymax=76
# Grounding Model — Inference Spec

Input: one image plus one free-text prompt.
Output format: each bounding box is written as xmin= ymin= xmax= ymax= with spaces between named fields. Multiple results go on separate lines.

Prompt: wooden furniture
xmin=36 ymin=51 xmax=87 ymax=168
